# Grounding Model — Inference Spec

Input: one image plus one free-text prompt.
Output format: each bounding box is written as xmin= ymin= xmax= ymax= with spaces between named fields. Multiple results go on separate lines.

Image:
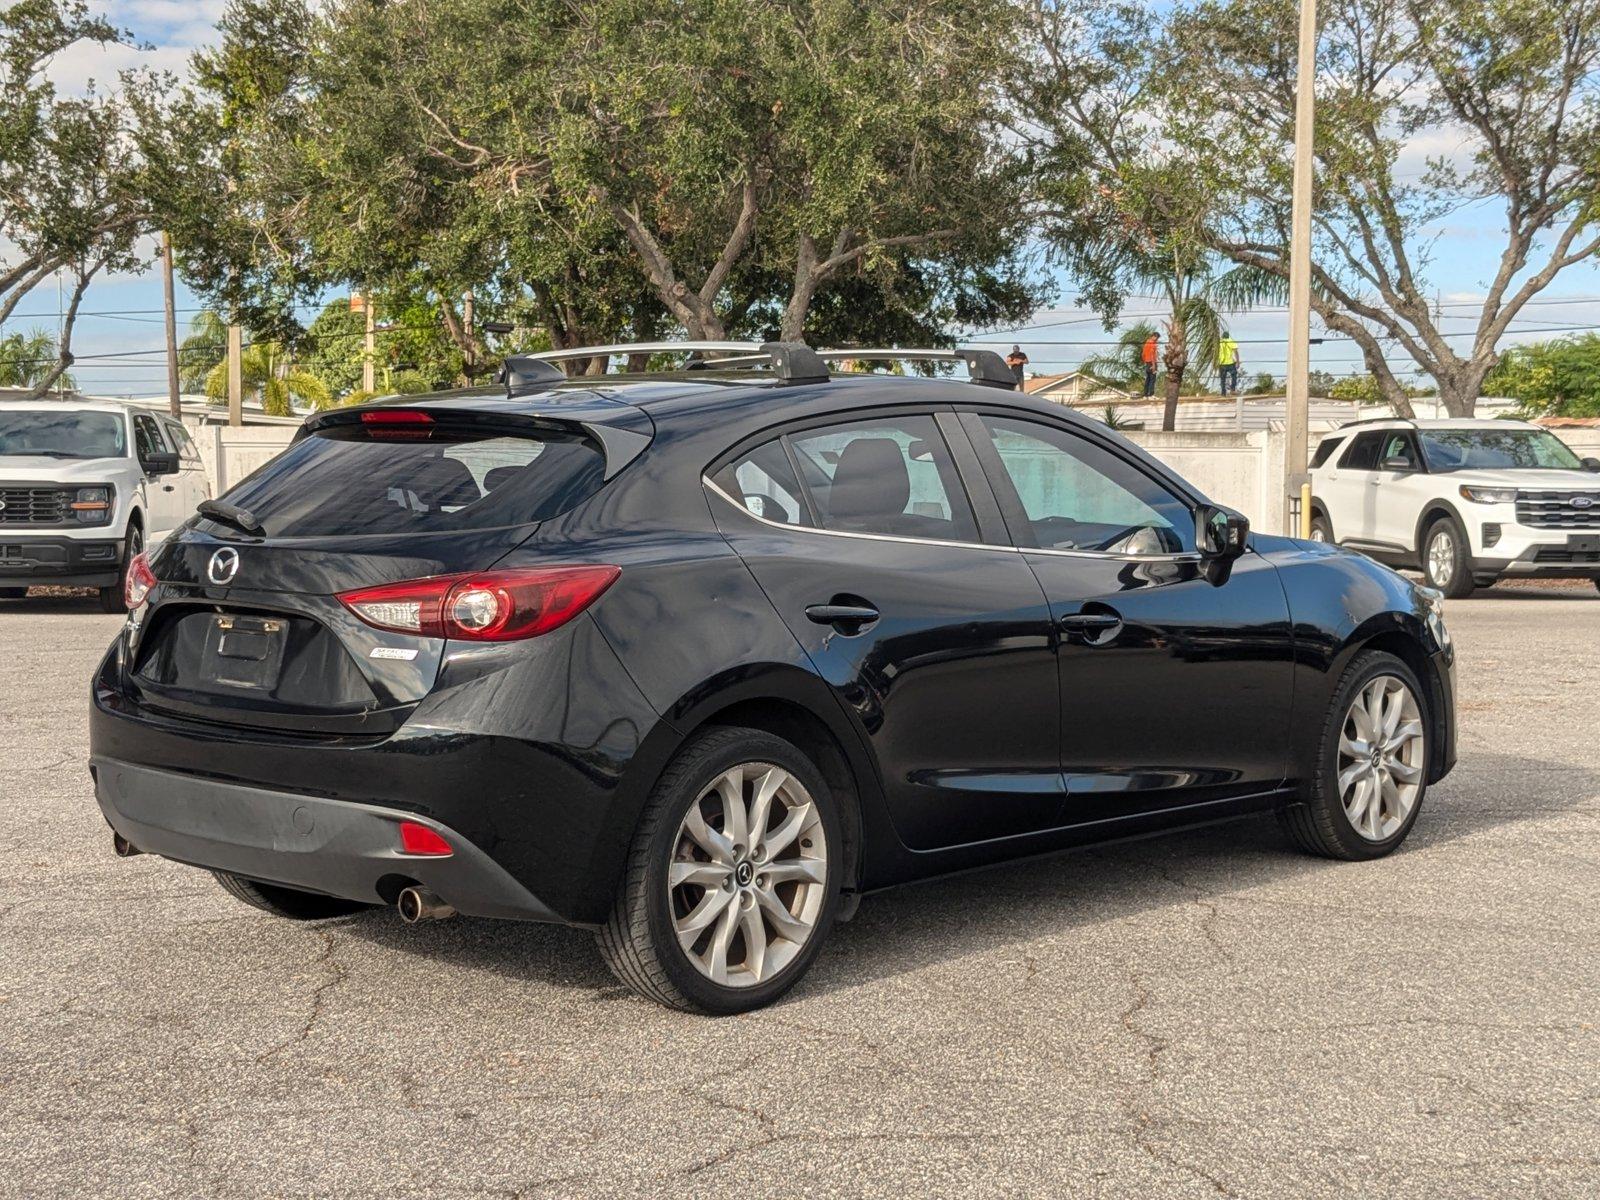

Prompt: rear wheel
xmin=213 ymin=871 xmax=372 ymax=920
xmin=597 ymin=726 xmax=842 ymax=1013
xmin=98 ymin=523 xmax=142 ymax=613
xmin=1281 ymin=650 xmax=1429 ymax=860
xmin=1421 ymin=515 xmax=1474 ymax=598
xmin=1309 ymin=512 xmax=1334 ymax=543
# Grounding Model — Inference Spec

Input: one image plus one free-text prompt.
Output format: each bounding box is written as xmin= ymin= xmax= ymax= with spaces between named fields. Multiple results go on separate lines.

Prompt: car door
xmin=131 ymin=414 xmax=184 ymax=541
xmin=1369 ymin=431 xmax=1431 ymax=553
xmin=1327 ymin=430 xmax=1386 ymax=546
xmin=159 ymin=416 xmax=210 ymax=514
xmin=706 ymin=409 xmax=1063 ymax=851
xmin=959 ymin=410 xmax=1297 ymax=823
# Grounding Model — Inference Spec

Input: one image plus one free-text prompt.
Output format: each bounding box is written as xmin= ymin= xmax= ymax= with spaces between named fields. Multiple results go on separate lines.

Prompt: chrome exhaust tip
xmin=397 ymin=886 xmax=455 ymax=924
xmin=112 ymin=832 xmax=142 ymax=858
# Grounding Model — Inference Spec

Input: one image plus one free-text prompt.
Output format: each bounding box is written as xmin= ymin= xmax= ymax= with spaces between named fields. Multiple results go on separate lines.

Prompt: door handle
xmin=1060 ymin=609 xmax=1123 ymax=642
xmin=805 ymin=602 xmax=880 ymax=630
xmin=162 ymin=484 xmax=176 ymax=492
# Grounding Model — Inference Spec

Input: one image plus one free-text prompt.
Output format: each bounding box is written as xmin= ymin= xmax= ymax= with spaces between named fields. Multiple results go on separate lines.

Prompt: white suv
xmin=1309 ymin=418 xmax=1600 ymax=597
xmin=0 ymin=399 xmax=210 ymax=610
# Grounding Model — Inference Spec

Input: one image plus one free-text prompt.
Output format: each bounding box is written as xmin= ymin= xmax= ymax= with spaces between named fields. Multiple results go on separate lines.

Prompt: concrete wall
xmin=198 ymin=425 xmax=297 ymax=494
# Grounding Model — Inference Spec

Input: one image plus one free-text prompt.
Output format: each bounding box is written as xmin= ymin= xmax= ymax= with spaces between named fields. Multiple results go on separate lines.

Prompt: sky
xmin=13 ymin=1 xmax=1600 ymax=397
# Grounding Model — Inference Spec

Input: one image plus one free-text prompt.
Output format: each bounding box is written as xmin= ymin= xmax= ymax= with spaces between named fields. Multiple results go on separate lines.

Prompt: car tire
xmin=98 ymin=524 xmax=142 ymax=614
xmin=597 ymin=726 xmax=843 ymax=1014
xmin=0 ymin=587 xmax=26 ymax=600
xmin=1420 ymin=514 xmax=1474 ymax=598
xmin=213 ymin=871 xmax=372 ymax=920
xmin=1308 ymin=512 xmax=1334 ymax=543
xmin=1281 ymin=649 xmax=1430 ymax=861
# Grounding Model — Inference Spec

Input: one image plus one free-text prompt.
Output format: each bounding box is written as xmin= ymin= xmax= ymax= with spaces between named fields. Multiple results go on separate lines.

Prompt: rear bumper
xmin=92 ymin=757 xmax=569 ymax=924
xmin=0 ymin=535 xmax=122 ymax=588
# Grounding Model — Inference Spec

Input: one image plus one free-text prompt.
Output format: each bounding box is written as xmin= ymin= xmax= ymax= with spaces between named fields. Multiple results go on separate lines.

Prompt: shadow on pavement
xmin=332 ymin=748 xmax=1598 ymax=1004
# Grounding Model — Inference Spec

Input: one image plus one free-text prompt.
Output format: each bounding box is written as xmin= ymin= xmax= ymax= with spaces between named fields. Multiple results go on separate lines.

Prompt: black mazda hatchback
xmin=90 ymin=343 xmax=1456 ymax=1013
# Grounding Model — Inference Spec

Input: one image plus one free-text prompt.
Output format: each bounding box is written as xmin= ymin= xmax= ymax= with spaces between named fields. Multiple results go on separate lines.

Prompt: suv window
xmin=976 ymin=416 xmax=1194 ymax=554
xmin=218 ymin=419 xmax=607 ymax=537
xmin=0 ymin=409 xmax=127 ymax=459
xmin=1311 ymin=436 xmax=1345 ymax=468
xmin=710 ymin=439 xmax=812 ymax=527
xmin=1377 ymin=432 xmax=1419 ymax=470
xmin=133 ymin=414 xmax=168 ymax=460
xmin=160 ymin=418 xmax=200 ymax=464
xmin=787 ymin=416 xmax=978 ymax=542
xmin=1338 ymin=431 xmax=1385 ymax=471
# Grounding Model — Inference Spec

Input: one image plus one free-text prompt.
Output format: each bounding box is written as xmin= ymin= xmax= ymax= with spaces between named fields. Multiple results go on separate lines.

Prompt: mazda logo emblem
xmin=207 ymin=546 xmax=241 ymax=586
xmin=1571 ymin=495 xmax=1595 ymax=509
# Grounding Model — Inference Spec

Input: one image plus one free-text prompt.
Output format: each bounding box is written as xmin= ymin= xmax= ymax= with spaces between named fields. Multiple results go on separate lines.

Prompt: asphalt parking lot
xmin=1 ymin=585 xmax=1597 ymax=1199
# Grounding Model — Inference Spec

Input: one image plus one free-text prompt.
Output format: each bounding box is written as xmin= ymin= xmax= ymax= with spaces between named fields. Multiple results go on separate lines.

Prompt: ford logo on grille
xmin=207 ymin=546 xmax=241 ymax=586
xmin=1571 ymin=496 xmax=1596 ymax=509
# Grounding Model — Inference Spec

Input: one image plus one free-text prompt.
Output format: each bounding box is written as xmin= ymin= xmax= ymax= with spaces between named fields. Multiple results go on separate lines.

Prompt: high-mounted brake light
xmin=337 ymin=565 xmax=621 ymax=642
xmin=360 ymin=409 xmax=434 ymax=424
xmin=397 ymin=821 xmax=453 ymax=857
xmin=124 ymin=551 xmax=157 ymax=609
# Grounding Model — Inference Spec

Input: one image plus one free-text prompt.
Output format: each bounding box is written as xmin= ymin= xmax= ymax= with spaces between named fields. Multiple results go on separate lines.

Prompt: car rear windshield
xmin=0 ymin=410 xmax=127 ymax=459
xmin=1418 ymin=429 xmax=1582 ymax=472
xmin=217 ymin=418 xmax=607 ymax=537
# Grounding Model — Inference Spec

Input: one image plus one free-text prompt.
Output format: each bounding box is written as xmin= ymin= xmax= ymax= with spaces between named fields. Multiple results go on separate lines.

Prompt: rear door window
xmin=1338 ymin=432 xmax=1384 ymax=471
xmin=217 ymin=419 xmax=607 ymax=537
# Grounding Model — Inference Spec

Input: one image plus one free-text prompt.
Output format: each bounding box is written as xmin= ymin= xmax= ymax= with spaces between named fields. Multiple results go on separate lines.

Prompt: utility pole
xmin=362 ymin=290 xmax=376 ymax=393
xmin=226 ymin=320 xmax=243 ymax=426
xmin=1284 ymin=0 xmax=1317 ymax=537
xmin=161 ymin=232 xmax=181 ymax=419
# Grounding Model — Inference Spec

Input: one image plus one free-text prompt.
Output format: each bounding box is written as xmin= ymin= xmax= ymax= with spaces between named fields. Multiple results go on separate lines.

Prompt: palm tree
xmin=0 ymin=329 xmax=73 ymax=390
xmin=1080 ymin=321 xmax=1161 ymax=393
xmin=179 ymin=311 xmax=228 ymax=393
xmin=204 ymin=341 xmax=332 ymax=415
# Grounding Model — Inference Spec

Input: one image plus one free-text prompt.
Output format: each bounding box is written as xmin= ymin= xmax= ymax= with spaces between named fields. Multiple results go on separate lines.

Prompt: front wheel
xmin=98 ymin=524 xmax=142 ymax=613
xmin=597 ymin=726 xmax=842 ymax=1013
xmin=1421 ymin=515 xmax=1475 ymax=598
xmin=1281 ymin=650 xmax=1429 ymax=860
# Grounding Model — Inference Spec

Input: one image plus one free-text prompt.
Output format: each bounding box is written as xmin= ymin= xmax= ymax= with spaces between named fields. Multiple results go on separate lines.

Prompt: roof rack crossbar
xmin=812 ymin=348 xmax=1020 ymax=391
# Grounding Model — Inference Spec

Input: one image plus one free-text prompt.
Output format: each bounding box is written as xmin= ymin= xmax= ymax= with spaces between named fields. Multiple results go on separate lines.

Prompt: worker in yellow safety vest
xmin=1217 ymin=332 xmax=1241 ymax=396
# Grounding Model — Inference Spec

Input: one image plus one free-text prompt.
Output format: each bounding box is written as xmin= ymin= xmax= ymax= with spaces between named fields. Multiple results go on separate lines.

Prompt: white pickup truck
xmin=1308 ymin=417 xmax=1600 ymax=597
xmin=0 ymin=398 xmax=210 ymax=610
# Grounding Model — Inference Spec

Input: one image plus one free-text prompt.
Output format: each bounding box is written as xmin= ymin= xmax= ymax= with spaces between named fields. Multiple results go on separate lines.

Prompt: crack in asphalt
xmin=255 ymin=929 xmax=345 ymax=1063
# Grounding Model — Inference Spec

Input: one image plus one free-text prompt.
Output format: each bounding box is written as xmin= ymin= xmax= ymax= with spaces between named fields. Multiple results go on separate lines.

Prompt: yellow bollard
xmin=1299 ymin=481 xmax=1313 ymax=540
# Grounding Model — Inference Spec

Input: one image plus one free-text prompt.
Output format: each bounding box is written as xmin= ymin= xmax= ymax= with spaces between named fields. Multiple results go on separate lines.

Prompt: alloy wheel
xmin=667 ymin=762 xmax=827 ymax=988
xmin=1337 ymin=674 xmax=1426 ymax=841
xmin=1426 ymin=527 xmax=1456 ymax=587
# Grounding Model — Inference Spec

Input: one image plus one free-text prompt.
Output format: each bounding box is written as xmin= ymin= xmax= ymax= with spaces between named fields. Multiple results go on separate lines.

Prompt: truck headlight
xmin=1458 ymin=485 xmax=1516 ymax=504
xmin=1417 ymin=584 xmax=1450 ymax=650
xmin=70 ymin=485 xmax=113 ymax=525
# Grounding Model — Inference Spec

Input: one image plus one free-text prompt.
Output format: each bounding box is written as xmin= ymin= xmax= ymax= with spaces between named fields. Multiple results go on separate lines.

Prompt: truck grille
xmin=1515 ymin=490 xmax=1600 ymax=529
xmin=0 ymin=487 xmax=68 ymax=525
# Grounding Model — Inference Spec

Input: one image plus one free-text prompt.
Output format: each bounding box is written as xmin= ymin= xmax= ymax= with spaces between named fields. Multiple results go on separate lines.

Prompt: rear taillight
xmin=397 ymin=821 xmax=452 ymax=856
xmin=124 ymin=551 xmax=157 ymax=609
xmin=337 ymin=565 xmax=620 ymax=641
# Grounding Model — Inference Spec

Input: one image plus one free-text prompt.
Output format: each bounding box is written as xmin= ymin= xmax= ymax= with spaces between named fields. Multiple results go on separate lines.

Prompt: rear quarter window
xmin=218 ymin=419 xmax=607 ymax=537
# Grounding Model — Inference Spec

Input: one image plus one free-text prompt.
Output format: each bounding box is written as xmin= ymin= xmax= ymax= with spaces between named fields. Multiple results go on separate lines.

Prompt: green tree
xmin=204 ymin=340 xmax=330 ymax=415
xmin=1080 ymin=322 xmax=1162 ymax=393
xmin=0 ymin=327 xmax=72 ymax=388
xmin=1 ymin=0 xmax=181 ymax=396
xmin=177 ymin=310 xmax=227 ymax=392
xmin=1161 ymin=0 xmax=1600 ymax=417
xmin=1486 ymin=335 xmax=1600 ymax=417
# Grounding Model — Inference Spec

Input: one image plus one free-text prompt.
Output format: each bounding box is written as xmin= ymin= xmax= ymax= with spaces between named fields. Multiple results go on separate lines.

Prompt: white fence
xmin=196 ymin=420 xmax=1600 ymax=542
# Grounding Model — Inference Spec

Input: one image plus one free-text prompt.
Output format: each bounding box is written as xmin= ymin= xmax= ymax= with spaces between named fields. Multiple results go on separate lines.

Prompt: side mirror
xmin=1380 ymin=455 xmax=1414 ymax=471
xmin=1583 ymin=457 xmax=1600 ymax=473
xmin=1196 ymin=504 xmax=1249 ymax=561
xmin=141 ymin=449 xmax=180 ymax=476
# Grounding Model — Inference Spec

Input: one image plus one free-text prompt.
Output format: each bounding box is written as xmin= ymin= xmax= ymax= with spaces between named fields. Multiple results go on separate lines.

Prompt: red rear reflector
xmin=338 ymin=565 xmax=620 ymax=641
xmin=360 ymin=409 xmax=433 ymax=424
xmin=398 ymin=821 xmax=453 ymax=856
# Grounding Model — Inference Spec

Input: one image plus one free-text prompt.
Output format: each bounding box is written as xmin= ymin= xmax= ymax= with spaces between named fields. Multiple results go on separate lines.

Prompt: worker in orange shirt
xmin=1141 ymin=332 xmax=1160 ymax=397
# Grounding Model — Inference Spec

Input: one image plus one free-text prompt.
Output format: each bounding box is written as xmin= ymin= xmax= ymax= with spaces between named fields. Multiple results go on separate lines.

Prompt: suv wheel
xmin=99 ymin=524 xmax=142 ymax=614
xmin=1421 ymin=515 xmax=1474 ymax=598
xmin=213 ymin=871 xmax=372 ymax=920
xmin=597 ymin=726 xmax=842 ymax=1013
xmin=1309 ymin=512 xmax=1334 ymax=543
xmin=1281 ymin=650 xmax=1429 ymax=860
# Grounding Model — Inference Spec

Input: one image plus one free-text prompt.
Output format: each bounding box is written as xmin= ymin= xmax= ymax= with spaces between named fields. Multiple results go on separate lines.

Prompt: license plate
xmin=202 ymin=614 xmax=287 ymax=691
xmin=1567 ymin=534 xmax=1600 ymax=552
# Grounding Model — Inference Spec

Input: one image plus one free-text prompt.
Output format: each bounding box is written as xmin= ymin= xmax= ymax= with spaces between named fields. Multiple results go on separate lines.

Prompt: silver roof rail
xmin=523 ymin=340 xmax=828 ymax=388
xmin=813 ymin=347 xmax=1020 ymax=391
